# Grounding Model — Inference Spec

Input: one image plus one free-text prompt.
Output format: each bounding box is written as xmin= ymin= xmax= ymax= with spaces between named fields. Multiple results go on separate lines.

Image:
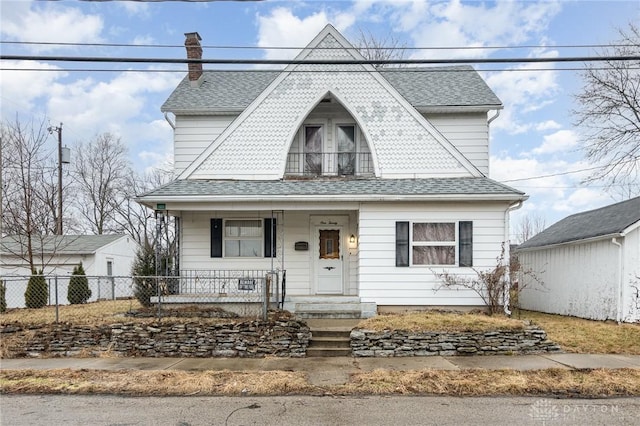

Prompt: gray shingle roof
xmin=380 ymin=67 xmax=502 ymax=108
xmin=518 ymin=196 xmax=640 ymax=250
xmin=1 ymin=235 xmax=127 ymax=256
xmin=161 ymin=66 xmax=502 ymax=114
xmin=139 ymin=177 xmax=524 ymax=200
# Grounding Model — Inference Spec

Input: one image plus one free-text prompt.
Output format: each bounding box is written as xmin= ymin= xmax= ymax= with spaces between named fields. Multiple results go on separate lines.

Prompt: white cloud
xmin=117 ymin=1 xmax=150 ymax=18
xmin=133 ymin=35 xmax=155 ymax=46
xmin=0 ymin=2 xmax=104 ymax=52
xmin=395 ymin=0 xmax=562 ymax=59
xmin=491 ymin=153 xmax=613 ymax=227
xmin=535 ymin=120 xmax=562 ymax=131
xmin=42 ymin=70 xmax=180 ymax=166
xmin=256 ymin=7 xmax=355 ymax=61
xmin=553 ymin=188 xmax=611 ymax=213
xmin=0 ymin=61 xmax=67 ymax=116
xmin=532 ymin=130 xmax=579 ymax=155
xmin=485 ymin=60 xmax=560 ymax=134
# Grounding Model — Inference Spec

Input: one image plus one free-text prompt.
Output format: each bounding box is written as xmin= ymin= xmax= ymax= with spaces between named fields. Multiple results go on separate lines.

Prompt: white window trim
xmin=223 ymin=218 xmax=263 ymax=258
xmin=410 ymin=221 xmax=459 ymax=267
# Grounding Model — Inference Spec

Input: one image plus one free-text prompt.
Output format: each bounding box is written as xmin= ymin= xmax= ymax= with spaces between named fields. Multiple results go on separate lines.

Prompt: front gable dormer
xmin=180 ymin=25 xmax=481 ymax=180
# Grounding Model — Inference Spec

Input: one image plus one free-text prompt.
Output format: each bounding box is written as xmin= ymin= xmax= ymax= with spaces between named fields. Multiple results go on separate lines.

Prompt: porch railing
xmin=285 ymin=151 xmax=374 ymax=176
xmin=176 ymin=269 xmax=283 ymax=299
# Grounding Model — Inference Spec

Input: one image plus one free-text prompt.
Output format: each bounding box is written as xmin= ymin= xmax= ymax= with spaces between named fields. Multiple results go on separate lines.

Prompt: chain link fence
xmin=0 ymin=270 xmax=283 ymax=323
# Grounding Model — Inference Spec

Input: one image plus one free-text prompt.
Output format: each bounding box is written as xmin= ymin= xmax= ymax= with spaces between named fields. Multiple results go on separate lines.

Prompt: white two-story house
xmin=137 ymin=25 xmax=527 ymax=318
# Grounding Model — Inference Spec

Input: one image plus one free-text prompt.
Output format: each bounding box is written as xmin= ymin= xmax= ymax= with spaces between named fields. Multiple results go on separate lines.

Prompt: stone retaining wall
xmin=0 ymin=320 xmax=311 ymax=358
xmin=350 ymin=326 xmax=562 ymax=357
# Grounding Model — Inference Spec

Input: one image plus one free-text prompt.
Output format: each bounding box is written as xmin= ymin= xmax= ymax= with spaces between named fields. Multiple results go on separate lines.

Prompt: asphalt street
xmin=1 ymin=395 xmax=639 ymax=426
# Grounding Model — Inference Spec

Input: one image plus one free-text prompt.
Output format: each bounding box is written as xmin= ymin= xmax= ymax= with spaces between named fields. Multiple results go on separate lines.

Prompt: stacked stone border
xmin=0 ymin=320 xmax=311 ymax=358
xmin=1 ymin=322 xmax=563 ymax=358
xmin=350 ymin=325 xmax=563 ymax=357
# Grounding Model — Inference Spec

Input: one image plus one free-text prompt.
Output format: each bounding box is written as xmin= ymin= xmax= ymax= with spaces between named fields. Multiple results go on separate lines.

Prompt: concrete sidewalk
xmin=2 ymin=354 xmax=639 ymax=386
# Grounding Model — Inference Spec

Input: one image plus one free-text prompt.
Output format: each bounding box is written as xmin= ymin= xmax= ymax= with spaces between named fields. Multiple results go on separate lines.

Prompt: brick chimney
xmin=184 ymin=32 xmax=203 ymax=86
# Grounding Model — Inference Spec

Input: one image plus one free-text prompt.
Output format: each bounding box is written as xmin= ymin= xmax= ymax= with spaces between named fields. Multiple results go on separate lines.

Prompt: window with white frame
xmin=396 ymin=221 xmax=473 ymax=267
xmin=224 ymin=219 xmax=262 ymax=257
xmin=412 ymin=223 xmax=456 ymax=265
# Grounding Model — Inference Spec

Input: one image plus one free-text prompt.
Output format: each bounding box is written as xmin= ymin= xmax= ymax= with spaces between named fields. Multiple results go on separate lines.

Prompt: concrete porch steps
xmin=307 ymin=319 xmax=356 ymax=357
xmin=297 ymin=310 xmax=362 ymax=319
xmin=286 ymin=296 xmax=376 ymax=319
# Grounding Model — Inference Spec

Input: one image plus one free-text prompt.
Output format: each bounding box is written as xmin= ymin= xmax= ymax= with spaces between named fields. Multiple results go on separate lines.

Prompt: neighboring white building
xmin=517 ymin=197 xmax=640 ymax=323
xmin=137 ymin=25 xmax=527 ymax=317
xmin=0 ymin=234 xmax=138 ymax=277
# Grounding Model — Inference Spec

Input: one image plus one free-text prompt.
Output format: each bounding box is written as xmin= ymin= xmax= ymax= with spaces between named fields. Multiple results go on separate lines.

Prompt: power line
xmin=4 ymin=66 xmax=640 ymax=73
xmin=1 ymin=40 xmax=632 ymax=51
xmin=2 ymin=54 xmax=639 ymax=66
xmin=500 ymin=159 xmax=640 ymax=183
xmin=4 ymin=66 xmax=638 ymax=73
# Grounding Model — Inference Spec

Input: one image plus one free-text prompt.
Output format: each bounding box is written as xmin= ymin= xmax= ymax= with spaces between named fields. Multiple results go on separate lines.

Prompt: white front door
xmin=315 ymin=227 xmax=343 ymax=294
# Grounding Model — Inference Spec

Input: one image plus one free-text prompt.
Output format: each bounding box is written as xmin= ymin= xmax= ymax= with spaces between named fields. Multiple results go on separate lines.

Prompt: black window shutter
xmin=210 ymin=218 xmax=222 ymax=258
xmin=396 ymin=221 xmax=409 ymax=267
xmin=264 ymin=218 xmax=276 ymax=258
xmin=459 ymin=221 xmax=473 ymax=267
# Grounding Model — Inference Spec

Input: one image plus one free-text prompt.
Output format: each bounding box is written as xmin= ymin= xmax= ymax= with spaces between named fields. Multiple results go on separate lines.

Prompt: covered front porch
xmin=154 ymin=205 xmax=374 ymax=318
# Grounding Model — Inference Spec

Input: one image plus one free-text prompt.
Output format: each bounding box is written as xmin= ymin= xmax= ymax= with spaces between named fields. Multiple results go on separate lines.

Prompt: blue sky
xmin=1 ymin=0 xmax=639 ymax=239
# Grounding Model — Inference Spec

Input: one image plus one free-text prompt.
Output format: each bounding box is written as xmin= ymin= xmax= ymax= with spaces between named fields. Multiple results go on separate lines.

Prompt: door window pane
xmin=319 ymin=230 xmax=340 ymax=259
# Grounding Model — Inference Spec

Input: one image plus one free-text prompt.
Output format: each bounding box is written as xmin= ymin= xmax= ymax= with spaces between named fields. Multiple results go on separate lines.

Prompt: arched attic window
xmin=285 ymin=94 xmax=374 ymax=177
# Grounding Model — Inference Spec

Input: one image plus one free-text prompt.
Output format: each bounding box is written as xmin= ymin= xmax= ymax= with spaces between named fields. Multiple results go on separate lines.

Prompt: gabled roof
xmin=137 ymin=177 xmax=526 ymax=204
xmin=177 ymin=24 xmax=484 ymax=181
xmin=161 ymin=66 xmax=502 ymax=115
xmin=518 ymin=196 xmax=640 ymax=250
xmin=1 ymin=235 xmax=128 ymax=256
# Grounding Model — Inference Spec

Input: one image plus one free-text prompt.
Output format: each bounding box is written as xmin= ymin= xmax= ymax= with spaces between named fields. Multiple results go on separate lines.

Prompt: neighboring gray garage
xmin=517 ymin=197 xmax=640 ymax=323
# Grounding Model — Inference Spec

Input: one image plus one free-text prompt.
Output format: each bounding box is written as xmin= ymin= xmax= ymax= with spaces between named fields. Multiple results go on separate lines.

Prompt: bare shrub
xmin=434 ymin=243 xmax=543 ymax=316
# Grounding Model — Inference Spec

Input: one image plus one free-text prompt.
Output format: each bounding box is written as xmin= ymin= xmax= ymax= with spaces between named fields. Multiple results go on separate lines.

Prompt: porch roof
xmin=137 ymin=177 xmax=526 ymax=205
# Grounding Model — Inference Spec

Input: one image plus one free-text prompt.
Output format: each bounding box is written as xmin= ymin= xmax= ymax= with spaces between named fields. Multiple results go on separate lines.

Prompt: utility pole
xmin=48 ymin=123 xmax=63 ymax=235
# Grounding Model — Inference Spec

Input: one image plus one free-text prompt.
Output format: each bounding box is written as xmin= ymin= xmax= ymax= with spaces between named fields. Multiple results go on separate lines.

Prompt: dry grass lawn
xmin=0 ymin=300 xmax=143 ymax=326
xmin=357 ymin=311 xmax=525 ymax=333
xmin=518 ymin=311 xmax=640 ymax=354
xmin=0 ymin=300 xmax=251 ymax=326
xmin=1 ymin=368 xmax=638 ymax=397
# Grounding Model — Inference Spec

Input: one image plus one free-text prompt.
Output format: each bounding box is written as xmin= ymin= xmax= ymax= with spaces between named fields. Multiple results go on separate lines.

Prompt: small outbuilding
xmin=517 ymin=197 xmax=640 ymax=323
xmin=0 ymin=234 xmax=138 ymax=277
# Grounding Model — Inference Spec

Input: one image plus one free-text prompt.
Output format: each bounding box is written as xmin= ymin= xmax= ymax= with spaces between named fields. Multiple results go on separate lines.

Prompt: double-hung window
xmin=224 ymin=219 xmax=262 ymax=257
xmin=396 ymin=221 xmax=473 ymax=267
xmin=211 ymin=218 xmax=277 ymax=258
xmin=412 ymin=223 xmax=456 ymax=265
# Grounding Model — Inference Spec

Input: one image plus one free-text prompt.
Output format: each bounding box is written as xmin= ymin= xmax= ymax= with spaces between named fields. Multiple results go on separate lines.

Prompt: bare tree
xmin=573 ymin=23 xmax=640 ymax=193
xmin=112 ymin=167 xmax=171 ymax=248
xmin=513 ymin=213 xmax=547 ymax=244
xmin=1 ymin=117 xmax=62 ymax=271
xmin=355 ymin=28 xmax=407 ymax=67
xmin=72 ymin=133 xmax=131 ymax=234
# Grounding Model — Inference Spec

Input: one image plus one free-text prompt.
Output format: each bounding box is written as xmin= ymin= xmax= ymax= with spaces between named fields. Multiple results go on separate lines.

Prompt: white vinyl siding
xmin=179 ymin=210 xmax=359 ymax=297
xmin=358 ymin=202 xmax=508 ymax=307
xmin=173 ymin=115 xmax=236 ymax=174
xmin=426 ymin=113 xmax=489 ymax=176
xmin=518 ymin=226 xmax=640 ymax=323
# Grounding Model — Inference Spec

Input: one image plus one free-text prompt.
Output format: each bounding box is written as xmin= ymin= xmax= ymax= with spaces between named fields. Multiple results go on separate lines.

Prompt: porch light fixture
xmin=349 ymin=234 xmax=356 ymax=244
